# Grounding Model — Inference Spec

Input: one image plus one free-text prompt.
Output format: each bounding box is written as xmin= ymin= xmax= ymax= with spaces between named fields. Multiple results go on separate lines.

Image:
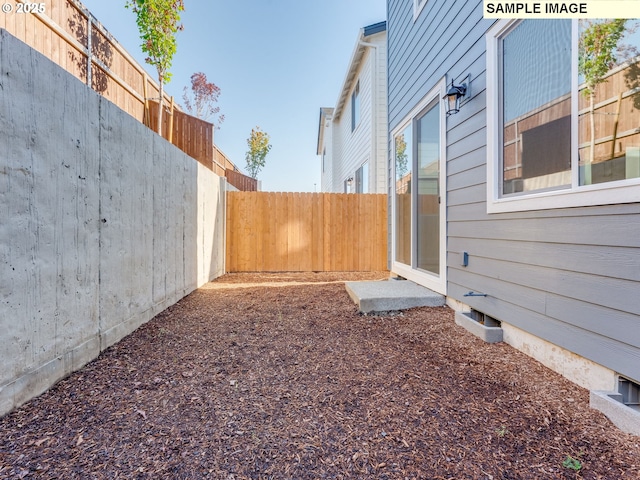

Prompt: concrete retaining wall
xmin=0 ymin=30 xmax=225 ymax=417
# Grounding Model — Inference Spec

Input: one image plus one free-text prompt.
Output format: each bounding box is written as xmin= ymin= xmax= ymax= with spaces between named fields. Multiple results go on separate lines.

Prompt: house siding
xmin=373 ymin=40 xmax=388 ymax=193
xmin=388 ymin=0 xmax=640 ymax=385
xmin=320 ymin=27 xmax=387 ymax=194
xmin=334 ymin=57 xmax=373 ymax=192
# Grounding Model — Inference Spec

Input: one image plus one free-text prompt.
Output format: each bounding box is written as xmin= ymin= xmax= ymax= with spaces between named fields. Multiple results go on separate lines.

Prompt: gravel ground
xmin=1 ymin=272 xmax=638 ymax=479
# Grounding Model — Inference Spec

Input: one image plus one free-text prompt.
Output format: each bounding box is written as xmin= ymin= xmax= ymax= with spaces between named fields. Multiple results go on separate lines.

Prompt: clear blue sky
xmin=78 ymin=0 xmax=387 ymax=192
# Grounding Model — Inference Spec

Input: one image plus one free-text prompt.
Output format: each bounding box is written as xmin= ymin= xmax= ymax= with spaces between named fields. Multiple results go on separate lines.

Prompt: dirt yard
xmin=1 ymin=272 xmax=638 ymax=479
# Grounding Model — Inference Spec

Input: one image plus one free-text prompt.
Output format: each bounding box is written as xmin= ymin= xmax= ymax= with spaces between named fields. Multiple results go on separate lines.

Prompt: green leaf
xmin=125 ymin=0 xmax=184 ymax=84
xmin=562 ymin=455 xmax=582 ymax=471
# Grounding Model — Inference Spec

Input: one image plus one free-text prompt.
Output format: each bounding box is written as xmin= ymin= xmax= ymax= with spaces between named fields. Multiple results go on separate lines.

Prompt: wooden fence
xmin=147 ymin=100 xmax=214 ymax=169
xmin=0 ymin=0 xmax=250 ymax=186
xmin=226 ymin=170 xmax=258 ymax=192
xmin=226 ymin=192 xmax=388 ymax=272
xmin=1 ymin=0 xmax=166 ymax=124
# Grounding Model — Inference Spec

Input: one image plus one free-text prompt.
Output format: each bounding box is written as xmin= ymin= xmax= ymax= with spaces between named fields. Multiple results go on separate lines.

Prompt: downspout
xmin=359 ymin=40 xmax=378 ymax=193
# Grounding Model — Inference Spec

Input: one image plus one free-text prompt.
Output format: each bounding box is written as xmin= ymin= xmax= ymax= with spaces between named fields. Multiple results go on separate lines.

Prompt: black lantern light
xmin=444 ymin=77 xmax=468 ymax=116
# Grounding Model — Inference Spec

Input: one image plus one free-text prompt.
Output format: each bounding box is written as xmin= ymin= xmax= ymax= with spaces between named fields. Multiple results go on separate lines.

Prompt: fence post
xmin=143 ymin=74 xmax=150 ymax=128
xmin=86 ymin=12 xmax=92 ymax=88
xmin=168 ymin=96 xmax=175 ymax=144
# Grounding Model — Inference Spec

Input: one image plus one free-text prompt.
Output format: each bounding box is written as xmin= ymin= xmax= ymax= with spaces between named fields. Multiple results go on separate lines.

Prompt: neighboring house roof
xmin=317 ymin=107 xmax=334 ymax=155
xmin=333 ymin=21 xmax=387 ymax=120
xmin=363 ymin=21 xmax=387 ymax=37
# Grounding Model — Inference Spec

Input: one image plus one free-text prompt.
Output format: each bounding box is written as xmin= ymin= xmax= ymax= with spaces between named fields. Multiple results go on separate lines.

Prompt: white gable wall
xmin=331 ymin=34 xmax=387 ymax=194
xmin=372 ymin=39 xmax=388 ymax=193
xmin=333 ymin=53 xmax=372 ymax=192
xmin=320 ymin=29 xmax=387 ymax=194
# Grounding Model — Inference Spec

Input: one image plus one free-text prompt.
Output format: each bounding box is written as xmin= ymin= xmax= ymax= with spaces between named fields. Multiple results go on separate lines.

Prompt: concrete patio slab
xmin=345 ymin=279 xmax=445 ymax=313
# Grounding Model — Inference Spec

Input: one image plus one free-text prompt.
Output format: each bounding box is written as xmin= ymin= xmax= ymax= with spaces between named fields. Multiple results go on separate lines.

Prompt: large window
xmin=501 ymin=20 xmax=572 ymax=195
xmin=487 ymin=19 xmax=640 ymax=212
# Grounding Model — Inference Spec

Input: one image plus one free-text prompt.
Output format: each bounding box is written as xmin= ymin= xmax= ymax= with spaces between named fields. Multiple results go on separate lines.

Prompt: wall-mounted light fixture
xmin=347 ymin=176 xmax=354 ymax=187
xmin=444 ymin=74 xmax=470 ymax=116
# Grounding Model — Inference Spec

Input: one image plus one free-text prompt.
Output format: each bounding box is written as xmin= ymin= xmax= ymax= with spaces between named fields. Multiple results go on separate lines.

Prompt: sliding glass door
xmin=392 ymin=81 xmax=446 ymax=293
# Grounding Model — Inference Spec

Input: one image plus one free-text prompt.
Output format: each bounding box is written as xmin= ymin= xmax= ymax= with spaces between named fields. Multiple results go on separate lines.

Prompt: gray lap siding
xmin=387 ymin=0 xmax=640 ymax=383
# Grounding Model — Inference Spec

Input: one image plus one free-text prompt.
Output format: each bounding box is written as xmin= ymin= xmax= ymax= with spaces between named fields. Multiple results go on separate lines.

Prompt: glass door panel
xmin=416 ymin=104 xmax=440 ymax=275
xmin=394 ymin=125 xmax=412 ymax=266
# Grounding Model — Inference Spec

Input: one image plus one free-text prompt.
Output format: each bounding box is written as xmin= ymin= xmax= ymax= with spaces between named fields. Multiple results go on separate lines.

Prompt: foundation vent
xmin=619 ymin=377 xmax=640 ymax=412
xmin=471 ymin=309 xmax=501 ymax=328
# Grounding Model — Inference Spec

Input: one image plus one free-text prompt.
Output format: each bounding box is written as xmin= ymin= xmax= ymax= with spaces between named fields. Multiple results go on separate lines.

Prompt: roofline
xmin=363 ymin=21 xmax=386 ymax=37
xmin=333 ymin=21 xmax=386 ymax=120
xmin=316 ymin=107 xmax=334 ymax=156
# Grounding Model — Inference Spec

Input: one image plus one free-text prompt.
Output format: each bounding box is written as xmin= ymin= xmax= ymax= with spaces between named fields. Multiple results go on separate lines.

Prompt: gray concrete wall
xmin=0 ymin=29 xmax=226 ymax=417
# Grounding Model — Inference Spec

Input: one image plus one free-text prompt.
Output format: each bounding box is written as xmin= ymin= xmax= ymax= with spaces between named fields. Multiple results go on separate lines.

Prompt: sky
xmin=78 ymin=0 xmax=387 ymax=192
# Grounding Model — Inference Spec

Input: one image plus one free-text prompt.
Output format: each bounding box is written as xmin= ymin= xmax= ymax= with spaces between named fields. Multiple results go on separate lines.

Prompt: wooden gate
xmin=226 ymin=192 xmax=388 ymax=272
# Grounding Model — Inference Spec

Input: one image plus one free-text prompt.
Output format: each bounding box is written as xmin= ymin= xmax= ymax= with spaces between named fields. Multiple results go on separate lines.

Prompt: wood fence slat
xmin=299 ymin=193 xmax=310 ymax=271
xmin=344 ymin=193 xmax=352 ymax=270
xmin=365 ymin=195 xmax=373 ymax=270
xmin=229 ymin=191 xmax=240 ymax=271
xmin=277 ymin=192 xmax=288 ymax=269
xmin=325 ymin=194 xmax=335 ymax=271
xmin=287 ymin=193 xmax=296 ymax=271
xmin=341 ymin=194 xmax=350 ymax=271
xmin=255 ymin=191 xmax=266 ymax=271
xmin=294 ymin=192 xmax=302 ymax=270
xmin=225 ymin=191 xmax=233 ymax=270
xmin=329 ymin=193 xmax=340 ymax=271
xmin=311 ymin=193 xmax=323 ymax=271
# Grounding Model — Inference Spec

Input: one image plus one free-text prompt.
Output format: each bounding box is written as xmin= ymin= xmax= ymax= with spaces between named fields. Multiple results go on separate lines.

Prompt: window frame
xmin=486 ymin=19 xmax=640 ymax=214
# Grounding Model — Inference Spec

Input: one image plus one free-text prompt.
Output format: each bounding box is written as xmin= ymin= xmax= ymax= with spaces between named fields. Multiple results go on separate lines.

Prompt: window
xmin=414 ymin=0 xmax=427 ymax=20
xmin=487 ymin=19 xmax=640 ymax=212
xmin=501 ymin=20 xmax=572 ymax=195
xmin=355 ymin=162 xmax=369 ymax=193
xmin=351 ymin=81 xmax=360 ymax=132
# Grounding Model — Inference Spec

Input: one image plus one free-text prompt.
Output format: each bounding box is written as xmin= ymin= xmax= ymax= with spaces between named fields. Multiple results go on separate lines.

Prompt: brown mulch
xmin=1 ymin=273 xmax=639 ymax=479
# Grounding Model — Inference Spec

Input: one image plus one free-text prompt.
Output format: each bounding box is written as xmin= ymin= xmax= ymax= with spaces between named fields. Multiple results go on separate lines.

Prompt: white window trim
xmin=413 ymin=0 xmax=427 ymax=21
xmin=486 ymin=19 xmax=640 ymax=214
xmin=390 ymin=79 xmax=447 ymax=295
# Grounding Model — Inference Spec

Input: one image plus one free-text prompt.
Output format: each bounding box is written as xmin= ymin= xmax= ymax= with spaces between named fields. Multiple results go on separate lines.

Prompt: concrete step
xmin=345 ymin=279 xmax=445 ymax=313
